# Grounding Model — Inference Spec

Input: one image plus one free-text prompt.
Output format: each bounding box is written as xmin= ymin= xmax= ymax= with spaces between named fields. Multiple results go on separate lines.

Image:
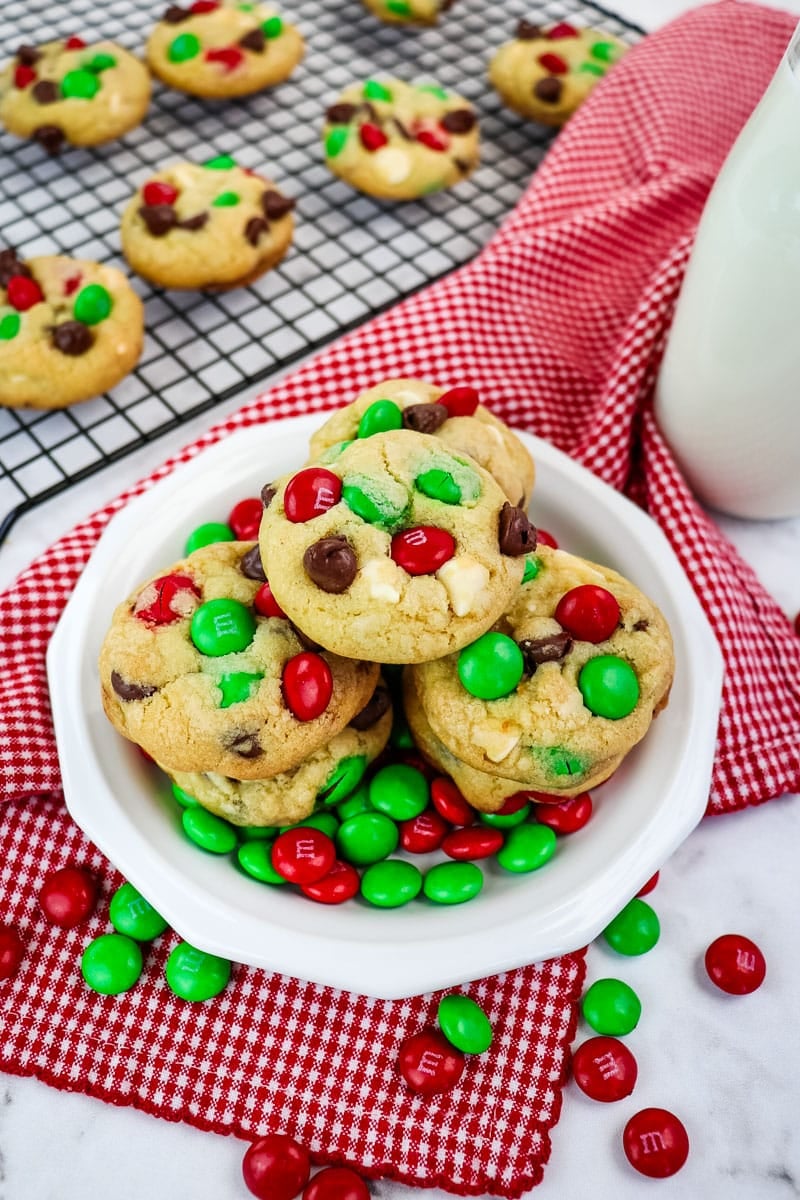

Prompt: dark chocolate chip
xmin=178 ymin=211 xmax=209 ymax=231
xmin=517 ymin=20 xmax=544 ymax=39
xmin=163 ymin=5 xmax=189 ymax=22
xmin=350 ymin=686 xmax=391 ymax=731
xmin=632 ymin=618 xmax=650 ymax=632
xmin=519 ymin=632 xmax=572 ymax=674
xmin=225 ymin=731 xmax=262 ymax=759
xmin=245 ymin=215 xmax=268 ymax=246
xmin=111 ymin=671 xmax=158 ymax=702
xmin=0 ymin=248 xmax=31 ymax=289
xmin=391 ymin=116 xmax=414 ymax=141
xmin=239 ymin=27 xmax=265 ymax=52
xmin=17 ymin=45 xmax=41 ymax=66
xmin=261 ymin=190 xmax=295 ymax=221
xmin=303 ymin=536 xmax=357 ymax=594
xmin=498 ymin=502 xmax=537 ymax=556
xmin=453 ymin=157 xmax=473 ymax=175
xmin=402 ymin=402 xmax=448 ymax=435
xmin=533 ymin=76 xmax=563 ymax=104
xmin=441 ymin=108 xmax=476 ymax=135
xmin=139 ymin=204 xmax=177 ymax=237
xmin=325 ymin=102 xmax=357 ymax=125
xmin=289 ymin=622 xmax=321 ymax=652
xmin=359 ymin=101 xmax=379 ymax=124
xmin=33 ymin=124 xmax=65 ymax=155
xmin=261 ymin=482 xmax=276 ymax=508
xmin=239 ymin=545 xmax=266 ymax=581
xmin=51 ymin=320 xmax=93 ymax=356
xmin=31 ymin=80 xmax=58 ymax=104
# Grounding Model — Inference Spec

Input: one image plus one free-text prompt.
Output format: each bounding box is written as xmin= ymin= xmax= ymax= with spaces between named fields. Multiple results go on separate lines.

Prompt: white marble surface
xmin=3 ymin=2 xmax=800 ymax=1197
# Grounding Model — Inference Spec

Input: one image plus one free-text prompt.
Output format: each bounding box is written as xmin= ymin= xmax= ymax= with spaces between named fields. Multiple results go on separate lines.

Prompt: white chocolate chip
xmin=374 ymin=146 xmax=412 ymax=184
xmin=360 ymin=557 xmax=402 ymax=603
xmin=437 ymin=556 xmax=490 ymax=617
xmin=472 ymin=725 xmax=521 ymax=763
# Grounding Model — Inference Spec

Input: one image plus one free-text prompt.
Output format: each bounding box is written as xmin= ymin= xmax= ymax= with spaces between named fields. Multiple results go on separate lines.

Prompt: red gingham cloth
xmin=2 ymin=3 xmax=800 ymax=1195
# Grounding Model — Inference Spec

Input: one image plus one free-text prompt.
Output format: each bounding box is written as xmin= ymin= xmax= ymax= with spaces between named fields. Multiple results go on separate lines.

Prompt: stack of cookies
xmin=99 ymin=377 xmax=674 ymax=830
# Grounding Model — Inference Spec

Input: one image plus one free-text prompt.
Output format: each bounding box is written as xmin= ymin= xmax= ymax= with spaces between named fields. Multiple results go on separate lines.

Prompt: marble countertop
xmin=2 ymin=2 xmax=800 ymax=1197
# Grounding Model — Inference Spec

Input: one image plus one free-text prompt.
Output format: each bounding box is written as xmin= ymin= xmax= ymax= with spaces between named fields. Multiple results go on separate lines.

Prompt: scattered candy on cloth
xmin=2 ymin=3 xmax=800 ymax=1194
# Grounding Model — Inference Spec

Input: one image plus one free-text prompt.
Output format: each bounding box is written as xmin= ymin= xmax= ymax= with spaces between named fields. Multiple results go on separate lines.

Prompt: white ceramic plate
xmin=48 ymin=416 xmax=723 ymax=999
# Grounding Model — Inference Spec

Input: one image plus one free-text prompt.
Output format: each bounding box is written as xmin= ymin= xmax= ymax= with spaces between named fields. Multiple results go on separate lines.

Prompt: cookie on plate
xmin=259 ymin=430 xmax=534 ymax=663
xmin=165 ymin=680 xmax=392 ymax=826
xmin=146 ymin=2 xmax=303 ymax=98
xmin=308 ymin=377 xmax=535 ymax=507
xmin=99 ymin=540 xmax=380 ymax=779
xmin=410 ymin=545 xmax=673 ymax=793
xmin=323 ymin=78 xmax=478 ymax=200
xmin=488 ymin=19 xmax=627 ymax=127
xmin=0 ymin=250 xmax=144 ymax=409
xmin=0 ymin=38 xmax=150 ymax=154
xmin=120 ymin=157 xmax=295 ymax=290
xmin=361 ymin=0 xmax=455 ymax=24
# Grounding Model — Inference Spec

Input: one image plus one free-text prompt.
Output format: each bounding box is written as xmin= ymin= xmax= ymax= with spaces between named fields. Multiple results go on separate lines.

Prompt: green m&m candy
xmin=361 ymin=860 xmax=422 ymax=908
xmin=81 ymin=933 xmax=143 ymax=995
xmin=590 ymin=40 xmax=620 ymax=62
xmin=204 ymin=154 xmax=236 ymax=169
xmin=438 ymin=994 xmax=493 ymax=1054
xmin=262 ymin=15 xmax=283 ymax=37
xmin=336 ymin=783 xmax=374 ymax=822
xmin=522 ymin=555 xmax=542 ymax=583
xmin=358 ymin=399 xmax=403 ymax=439
xmin=415 ymin=469 xmax=461 ymax=505
xmin=579 ymin=62 xmax=606 ymax=76
xmin=496 ymin=824 xmax=556 ymax=873
xmin=387 ymin=0 xmax=413 ymax=14
xmin=480 ymin=804 xmax=530 ymax=829
xmin=369 ymin=763 xmax=428 ymax=821
xmin=417 ymin=84 xmax=449 ymax=99
xmin=582 ymin=978 xmax=641 ymax=1036
xmin=603 ymin=898 xmax=660 ymax=956
xmin=325 ymin=127 xmax=350 ymax=158
xmin=184 ymin=521 xmax=235 ymax=554
xmin=363 ymin=79 xmax=392 ymax=102
xmin=109 ymin=882 xmax=169 ymax=942
xmin=241 ymin=824 xmax=277 ymax=841
xmin=182 ymin=807 xmax=238 ymax=854
xmin=336 ymin=811 xmax=398 ymax=865
xmin=84 ymin=52 xmax=117 ymax=72
xmin=211 ymin=191 xmax=240 ymax=207
xmin=217 ymin=671 xmax=263 ymax=708
xmin=318 ymin=755 xmax=367 ymax=807
xmin=168 ymin=33 xmax=201 ymax=63
xmin=237 ymin=840 xmax=286 ymax=884
xmin=0 ymin=312 xmax=21 ymax=340
xmin=282 ymin=812 xmax=339 ymax=839
xmin=458 ymin=632 xmax=524 ymax=700
xmin=172 ymin=781 xmax=199 ymax=808
xmin=190 ymin=598 xmax=256 ymax=656
xmin=423 ymin=861 xmax=483 ymax=905
xmin=579 ymin=655 xmax=639 ymax=719
xmin=73 ymin=283 xmax=112 ymax=325
xmin=61 ymin=68 xmax=100 ymax=99
xmin=165 ymin=941 xmax=231 ymax=1002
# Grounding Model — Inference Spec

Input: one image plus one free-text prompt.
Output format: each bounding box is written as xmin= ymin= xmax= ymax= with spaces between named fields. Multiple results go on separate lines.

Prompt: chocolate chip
xmin=533 ymin=77 xmax=563 ymax=104
xmin=453 ymin=157 xmax=473 ymax=175
xmin=163 ymin=5 xmax=189 ymax=21
xmin=139 ymin=204 xmax=177 ymax=237
xmin=303 ymin=536 xmax=357 ymax=594
xmin=517 ymin=20 xmax=544 ymax=39
xmin=359 ymin=101 xmax=379 ymax=124
xmin=178 ymin=212 xmax=208 ymax=231
xmin=239 ymin=27 xmax=265 ymax=52
xmin=391 ymin=117 xmax=414 ymax=141
xmin=51 ymin=321 xmax=93 ymax=356
xmin=350 ymin=686 xmax=391 ymax=731
xmin=325 ymin=102 xmax=357 ymax=125
xmin=261 ymin=190 xmax=295 ymax=221
xmin=289 ymin=622 xmax=321 ymax=652
xmin=519 ymin=633 xmax=572 ymax=674
xmin=239 ymin=545 xmax=266 ymax=581
xmin=33 ymin=124 xmax=65 ymax=155
xmin=402 ymin=402 xmax=448 ymax=434
xmin=261 ymin=483 xmax=276 ymax=508
xmin=31 ymin=80 xmax=58 ymax=104
xmin=245 ymin=216 xmax=268 ymax=246
xmin=632 ymin=618 xmax=650 ymax=632
xmin=441 ymin=109 xmax=477 ymax=135
xmin=16 ymin=45 xmax=40 ymax=65
xmin=498 ymin=502 xmax=537 ymax=556
xmin=225 ymin=731 xmax=262 ymax=759
xmin=111 ymin=671 xmax=158 ymax=702
xmin=0 ymin=248 xmax=31 ymax=289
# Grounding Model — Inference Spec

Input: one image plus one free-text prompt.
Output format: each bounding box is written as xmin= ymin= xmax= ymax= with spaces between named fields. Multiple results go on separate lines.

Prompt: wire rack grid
xmin=0 ymin=0 xmax=642 ymax=542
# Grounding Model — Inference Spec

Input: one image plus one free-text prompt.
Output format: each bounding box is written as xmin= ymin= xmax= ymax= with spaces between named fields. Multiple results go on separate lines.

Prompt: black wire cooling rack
xmin=0 ymin=0 xmax=642 ymax=542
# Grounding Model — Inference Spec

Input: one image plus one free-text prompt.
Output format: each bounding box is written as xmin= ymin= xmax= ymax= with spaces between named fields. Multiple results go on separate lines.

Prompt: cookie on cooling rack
xmin=0 ymin=38 xmax=150 ymax=154
xmin=323 ymin=78 xmax=479 ymax=201
xmin=361 ymin=0 xmax=455 ymax=24
xmin=489 ymin=19 xmax=627 ymax=127
xmin=120 ymin=157 xmax=295 ymax=290
xmin=308 ymin=377 xmax=535 ymax=507
xmin=0 ymin=250 xmax=144 ymax=409
xmin=146 ymin=1 xmax=303 ymax=98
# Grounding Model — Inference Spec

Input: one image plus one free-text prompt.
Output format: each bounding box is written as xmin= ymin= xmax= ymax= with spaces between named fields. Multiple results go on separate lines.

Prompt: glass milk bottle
xmin=655 ymin=24 xmax=800 ymax=519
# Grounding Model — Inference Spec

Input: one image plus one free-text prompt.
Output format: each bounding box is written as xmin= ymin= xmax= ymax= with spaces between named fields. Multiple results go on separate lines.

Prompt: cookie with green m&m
xmin=120 ymin=158 xmax=295 ymax=290
xmin=146 ymin=2 xmax=303 ymax=99
xmin=259 ymin=431 xmax=532 ymax=663
xmin=308 ymin=376 xmax=535 ymax=507
xmin=0 ymin=38 xmax=150 ymax=153
xmin=323 ymin=78 xmax=479 ymax=200
xmin=0 ymin=250 xmax=143 ymax=409
xmin=362 ymin=0 xmax=455 ymax=25
xmin=99 ymin=540 xmax=379 ymax=780
xmin=410 ymin=545 xmax=673 ymax=791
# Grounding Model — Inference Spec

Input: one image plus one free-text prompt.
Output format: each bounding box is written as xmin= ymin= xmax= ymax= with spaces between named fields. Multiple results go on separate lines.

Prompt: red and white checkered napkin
xmin=2 ymin=3 xmax=800 ymax=1194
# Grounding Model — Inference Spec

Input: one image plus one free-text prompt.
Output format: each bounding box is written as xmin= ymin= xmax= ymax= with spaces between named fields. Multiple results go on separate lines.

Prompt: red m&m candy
xmin=64 ymin=36 xmax=87 ymax=49
xmin=191 ymin=0 xmax=220 ymax=11
xmin=442 ymin=826 xmax=503 ymax=861
xmin=538 ymin=52 xmax=568 ymax=74
xmin=229 ymin=497 xmax=264 ymax=540
xmin=535 ymin=792 xmax=593 ymax=835
xmin=134 ymin=573 xmax=200 ymax=625
xmin=571 ymin=1036 xmax=637 ymax=1102
xmin=636 ymin=871 xmax=659 ymax=897
xmin=416 ymin=125 xmax=449 ymax=152
xmin=300 ymin=859 xmax=360 ymax=905
xmin=548 ymin=22 xmax=578 ymax=38
xmin=7 ymin=275 xmax=44 ymax=311
xmin=14 ymin=65 xmax=36 ymax=88
xmin=437 ymin=385 xmax=479 ymax=417
xmin=399 ymin=808 xmax=448 ymax=853
xmin=0 ymin=926 xmax=24 ymax=980
xmin=496 ymin=792 xmax=532 ymax=816
xmin=271 ymin=828 xmax=336 ymax=885
xmin=623 ymin=1108 xmax=689 ymax=1178
xmin=430 ymin=777 xmax=474 ymax=827
xmin=39 ymin=866 xmax=97 ymax=928
xmin=254 ymin=581 xmax=287 ymax=619
xmin=536 ymin=528 xmax=558 ymax=549
xmin=704 ymin=933 xmax=766 ymax=994
xmin=242 ymin=1133 xmax=311 ymax=1200
xmin=205 ymin=45 xmax=245 ymax=71
xmin=282 ymin=651 xmax=333 ymax=721
xmin=359 ymin=122 xmax=388 ymax=152
xmin=284 ymin=468 xmax=342 ymax=523
xmin=303 ymin=1166 xmax=370 ymax=1200
xmin=398 ymin=1028 xmax=465 ymax=1095
xmin=143 ymin=180 xmax=179 ymax=206
xmin=555 ymin=585 xmax=620 ymax=643
xmin=391 ymin=526 xmax=455 ymax=575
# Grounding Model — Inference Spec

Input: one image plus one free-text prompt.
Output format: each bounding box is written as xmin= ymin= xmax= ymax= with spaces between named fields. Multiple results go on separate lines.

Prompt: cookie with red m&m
xmin=323 ymin=79 xmax=478 ymax=200
xmin=99 ymin=541 xmax=379 ymax=779
xmin=120 ymin=158 xmax=295 ymax=290
xmin=146 ymin=2 xmax=303 ymax=99
xmin=259 ymin=431 xmax=530 ymax=663
xmin=308 ymin=377 xmax=535 ymax=507
xmin=489 ymin=20 xmax=627 ymax=127
xmin=0 ymin=250 xmax=143 ymax=409
xmin=410 ymin=546 xmax=673 ymax=791
xmin=0 ymin=39 xmax=150 ymax=153
xmin=362 ymin=0 xmax=455 ymax=24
